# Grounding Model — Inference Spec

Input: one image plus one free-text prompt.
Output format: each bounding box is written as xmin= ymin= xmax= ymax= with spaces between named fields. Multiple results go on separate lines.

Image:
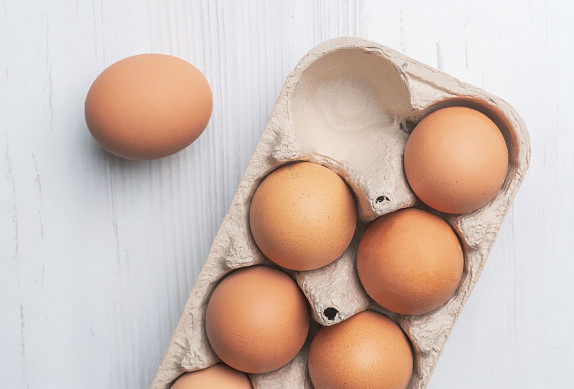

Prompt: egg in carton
xmin=151 ymin=37 xmax=530 ymax=389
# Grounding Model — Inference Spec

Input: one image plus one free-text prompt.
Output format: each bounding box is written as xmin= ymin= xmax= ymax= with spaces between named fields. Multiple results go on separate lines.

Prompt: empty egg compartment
xmin=151 ymin=37 xmax=530 ymax=389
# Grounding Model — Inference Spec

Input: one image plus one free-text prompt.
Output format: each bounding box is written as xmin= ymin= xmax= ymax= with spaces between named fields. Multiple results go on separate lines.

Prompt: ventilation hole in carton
xmin=324 ymin=307 xmax=339 ymax=321
xmin=376 ymin=196 xmax=390 ymax=204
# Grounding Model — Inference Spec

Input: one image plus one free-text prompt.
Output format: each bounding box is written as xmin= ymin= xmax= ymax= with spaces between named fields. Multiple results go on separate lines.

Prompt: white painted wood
xmin=0 ymin=1 xmax=571 ymax=388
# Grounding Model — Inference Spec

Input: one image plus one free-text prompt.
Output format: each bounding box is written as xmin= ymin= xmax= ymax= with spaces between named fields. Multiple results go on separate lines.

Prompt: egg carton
xmin=151 ymin=37 xmax=530 ymax=389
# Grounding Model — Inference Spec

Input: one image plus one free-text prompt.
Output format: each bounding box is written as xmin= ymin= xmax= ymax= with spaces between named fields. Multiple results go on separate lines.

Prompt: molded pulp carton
xmin=151 ymin=37 xmax=530 ymax=389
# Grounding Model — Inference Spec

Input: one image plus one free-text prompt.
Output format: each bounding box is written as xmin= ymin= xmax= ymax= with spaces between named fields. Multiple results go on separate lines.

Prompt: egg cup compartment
xmin=151 ymin=37 xmax=530 ymax=389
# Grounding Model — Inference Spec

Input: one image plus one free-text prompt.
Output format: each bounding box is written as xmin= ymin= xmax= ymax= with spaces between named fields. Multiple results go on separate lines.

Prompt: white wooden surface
xmin=1 ymin=1 xmax=572 ymax=388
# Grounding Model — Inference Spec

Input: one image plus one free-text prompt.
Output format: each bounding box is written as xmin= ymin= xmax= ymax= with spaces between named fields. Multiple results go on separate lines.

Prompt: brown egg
xmin=404 ymin=106 xmax=508 ymax=214
xmin=85 ymin=54 xmax=212 ymax=160
xmin=171 ymin=364 xmax=252 ymax=389
xmin=308 ymin=311 xmax=413 ymax=389
xmin=357 ymin=208 xmax=463 ymax=316
xmin=249 ymin=162 xmax=357 ymax=271
xmin=205 ymin=266 xmax=309 ymax=374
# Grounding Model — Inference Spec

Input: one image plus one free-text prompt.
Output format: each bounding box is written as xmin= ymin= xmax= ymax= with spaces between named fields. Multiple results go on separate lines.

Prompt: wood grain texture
xmin=0 ymin=1 xmax=571 ymax=388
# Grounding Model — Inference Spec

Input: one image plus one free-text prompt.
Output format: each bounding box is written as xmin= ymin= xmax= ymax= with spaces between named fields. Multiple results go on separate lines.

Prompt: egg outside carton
xmin=151 ymin=37 xmax=530 ymax=389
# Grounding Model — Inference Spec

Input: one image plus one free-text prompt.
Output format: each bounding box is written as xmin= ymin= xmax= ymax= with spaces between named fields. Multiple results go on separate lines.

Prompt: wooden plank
xmin=0 ymin=0 xmax=572 ymax=388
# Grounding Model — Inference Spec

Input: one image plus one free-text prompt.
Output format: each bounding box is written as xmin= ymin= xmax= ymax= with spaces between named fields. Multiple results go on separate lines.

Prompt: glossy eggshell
xmin=404 ymin=106 xmax=508 ymax=214
xmin=357 ymin=208 xmax=464 ymax=316
xmin=205 ymin=266 xmax=310 ymax=374
xmin=308 ymin=311 xmax=413 ymax=389
xmin=85 ymin=54 xmax=212 ymax=160
xmin=170 ymin=364 xmax=252 ymax=389
xmin=249 ymin=162 xmax=357 ymax=271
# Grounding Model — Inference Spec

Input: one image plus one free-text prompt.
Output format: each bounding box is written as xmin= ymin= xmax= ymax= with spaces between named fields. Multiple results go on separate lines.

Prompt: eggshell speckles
xmin=404 ymin=106 xmax=509 ymax=214
xmin=357 ymin=208 xmax=463 ymax=316
xmin=308 ymin=311 xmax=413 ymax=389
xmin=205 ymin=266 xmax=310 ymax=374
xmin=85 ymin=54 xmax=212 ymax=160
xmin=249 ymin=162 xmax=357 ymax=271
xmin=170 ymin=364 xmax=252 ymax=389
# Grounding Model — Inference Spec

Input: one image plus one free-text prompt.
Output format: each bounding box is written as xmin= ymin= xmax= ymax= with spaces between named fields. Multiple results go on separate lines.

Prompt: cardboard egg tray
xmin=151 ymin=37 xmax=530 ymax=389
